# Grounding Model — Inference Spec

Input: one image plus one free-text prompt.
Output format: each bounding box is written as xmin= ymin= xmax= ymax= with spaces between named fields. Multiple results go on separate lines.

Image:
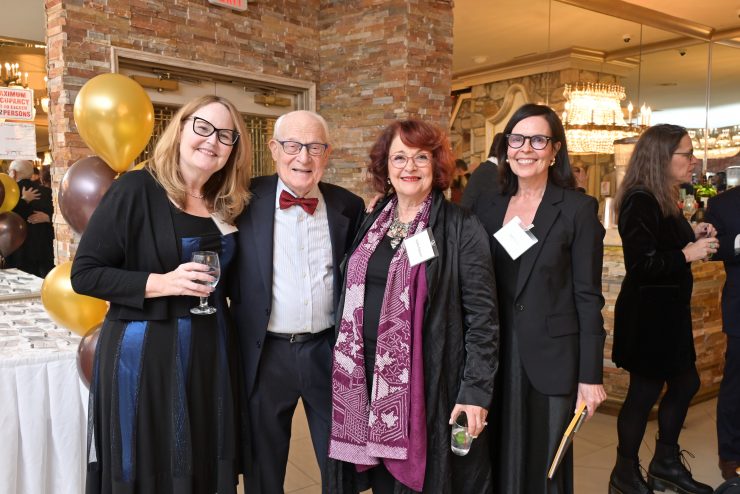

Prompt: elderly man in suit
xmin=231 ymin=110 xmax=364 ymax=493
xmin=706 ymin=186 xmax=740 ymax=480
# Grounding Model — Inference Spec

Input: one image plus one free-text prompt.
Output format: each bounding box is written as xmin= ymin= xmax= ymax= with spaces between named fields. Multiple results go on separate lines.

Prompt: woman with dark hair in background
xmin=327 ymin=119 xmax=498 ymax=493
xmin=609 ymin=124 xmax=716 ymax=494
xmin=467 ymin=103 xmax=607 ymax=493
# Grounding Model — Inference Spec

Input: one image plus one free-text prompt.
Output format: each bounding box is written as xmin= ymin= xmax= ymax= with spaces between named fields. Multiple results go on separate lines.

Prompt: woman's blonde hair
xmin=148 ymin=95 xmax=251 ymax=224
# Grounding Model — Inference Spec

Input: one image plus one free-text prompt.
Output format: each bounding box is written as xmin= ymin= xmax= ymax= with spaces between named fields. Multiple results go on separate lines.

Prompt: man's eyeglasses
xmin=276 ymin=140 xmax=329 ymax=156
xmin=673 ymin=150 xmax=695 ymax=159
xmin=389 ymin=152 xmax=432 ymax=168
xmin=506 ymin=133 xmax=554 ymax=150
xmin=188 ymin=116 xmax=239 ymax=146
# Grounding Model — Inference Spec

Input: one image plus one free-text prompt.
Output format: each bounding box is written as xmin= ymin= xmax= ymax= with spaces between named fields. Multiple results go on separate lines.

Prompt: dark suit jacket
xmin=6 ymin=178 xmax=54 ymax=277
xmin=460 ymin=160 xmax=498 ymax=210
xmin=706 ymin=187 xmax=740 ymax=337
xmin=230 ymin=174 xmax=364 ymax=397
xmin=613 ymin=188 xmax=696 ymax=378
xmin=470 ymin=182 xmax=605 ymax=395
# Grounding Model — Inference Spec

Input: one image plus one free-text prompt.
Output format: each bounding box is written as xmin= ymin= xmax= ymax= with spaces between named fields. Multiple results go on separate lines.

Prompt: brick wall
xmin=46 ymin=0 xmax=453 ymax=262
xmin=46 ymin=0 xmax=322 ymax=262
xmin=318 ymin=0 xmax=453 ymax=200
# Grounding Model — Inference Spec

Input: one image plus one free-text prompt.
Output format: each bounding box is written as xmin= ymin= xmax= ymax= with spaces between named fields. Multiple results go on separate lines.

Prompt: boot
xmin=647 ymin=439 xmax=713 ymax=494
xmin=609 ymin=452 xmax=654 ymax=494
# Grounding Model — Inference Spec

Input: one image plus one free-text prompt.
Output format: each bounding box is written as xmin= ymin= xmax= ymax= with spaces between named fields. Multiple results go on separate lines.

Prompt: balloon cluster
xmin=0 ymin=173 xmax=24 ymax=264
xmin=40 ymin=74 xmax=154 ymax=383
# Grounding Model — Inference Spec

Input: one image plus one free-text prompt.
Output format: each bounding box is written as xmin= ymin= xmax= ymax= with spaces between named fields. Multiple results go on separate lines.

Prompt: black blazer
xmin=7 ymin=178 xmax=54 ymax=277
xmin=230 ymin=174 xmax=364 ymax=397
xmin=460 ymin=160 xmax=498 ymax=210
xmin=469 ymin=182 xmax=605 ymax=395
xmin=613 ymin=188 xmax=696 ymax=378
xmin=706 ymin=187 xmax=740 ymax=337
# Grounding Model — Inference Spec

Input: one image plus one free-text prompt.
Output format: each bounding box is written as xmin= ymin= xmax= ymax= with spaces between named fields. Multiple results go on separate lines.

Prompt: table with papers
xmin=0 ymin=269 xmax=88 ymax=494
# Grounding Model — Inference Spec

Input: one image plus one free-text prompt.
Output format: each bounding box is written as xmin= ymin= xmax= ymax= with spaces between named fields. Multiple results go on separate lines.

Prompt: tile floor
xmin=239 ymin=397 xmax=728 ymax=493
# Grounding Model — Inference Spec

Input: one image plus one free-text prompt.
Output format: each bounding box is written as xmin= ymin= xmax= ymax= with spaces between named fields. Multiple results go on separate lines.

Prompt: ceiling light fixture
xmin=561 ymin=82 xmax=650 ymax=154
xmin=1 ymin=62 xmax=29 ymax=87
xmin=689 ymin=127 xmax=740 ymax=160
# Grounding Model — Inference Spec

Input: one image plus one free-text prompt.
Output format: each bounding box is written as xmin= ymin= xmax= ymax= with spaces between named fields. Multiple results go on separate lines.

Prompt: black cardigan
xmin=71 ymin=170 xmax=211 ymax=320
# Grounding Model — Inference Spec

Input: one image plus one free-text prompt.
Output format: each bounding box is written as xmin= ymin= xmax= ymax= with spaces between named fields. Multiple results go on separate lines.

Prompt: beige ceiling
xmin=453 ymin=0 xmax=740 ymax=126
xmin=1 ymin=0 xmax=739 ymax=131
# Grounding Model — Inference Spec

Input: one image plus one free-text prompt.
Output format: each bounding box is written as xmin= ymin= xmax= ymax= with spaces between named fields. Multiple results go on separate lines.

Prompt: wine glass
xmin=190 ymin=251 xmax=220 ymax=315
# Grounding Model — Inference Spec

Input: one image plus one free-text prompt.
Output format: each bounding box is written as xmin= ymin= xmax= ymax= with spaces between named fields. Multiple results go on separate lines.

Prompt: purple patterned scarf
xmin=329 ymin=194 xmax=431 ymax=491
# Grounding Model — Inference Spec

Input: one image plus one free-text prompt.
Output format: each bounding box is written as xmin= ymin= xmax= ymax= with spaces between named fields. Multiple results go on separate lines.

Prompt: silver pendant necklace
xmin=387 ymin=210 xmax=410 ymax=249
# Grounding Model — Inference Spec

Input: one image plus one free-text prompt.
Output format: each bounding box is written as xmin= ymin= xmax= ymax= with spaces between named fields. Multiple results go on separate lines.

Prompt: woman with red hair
xmin=326 ymin=119 xmax=499 ymax=493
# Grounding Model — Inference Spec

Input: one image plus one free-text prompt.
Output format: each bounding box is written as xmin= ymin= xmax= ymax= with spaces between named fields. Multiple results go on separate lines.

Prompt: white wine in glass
xmin=190 ymin=251 xmax=220 ymax=315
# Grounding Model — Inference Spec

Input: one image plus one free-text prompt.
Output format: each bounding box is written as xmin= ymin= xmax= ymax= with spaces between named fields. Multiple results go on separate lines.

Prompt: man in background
xmin=705 ymin=185 xmax=740 ymax=479
xmin=461 ymin=132 xmax=502 ymax=209
xmin=6 ymin=159 xmax=54 ymax=277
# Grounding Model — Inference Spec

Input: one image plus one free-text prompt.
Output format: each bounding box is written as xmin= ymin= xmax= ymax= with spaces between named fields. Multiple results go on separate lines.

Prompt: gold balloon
xmin=0 ymin=173 xmax=20 ymax=213
xmin=73 ymin=73 xmax=155 ymax=173
xmin=41 ymin=261 xmax=108 ymax=337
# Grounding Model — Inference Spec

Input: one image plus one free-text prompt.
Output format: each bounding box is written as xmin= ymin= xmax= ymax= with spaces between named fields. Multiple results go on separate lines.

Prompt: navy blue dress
xmin=85 ymin=208 xmax=241 ymax=494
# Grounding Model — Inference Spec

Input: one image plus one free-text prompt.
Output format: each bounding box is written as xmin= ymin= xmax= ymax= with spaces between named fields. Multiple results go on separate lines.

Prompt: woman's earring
xmin=550 ymin=158 xmax=556 ymax=167
xmin=387 ymin=178 xmax=391 ymax=185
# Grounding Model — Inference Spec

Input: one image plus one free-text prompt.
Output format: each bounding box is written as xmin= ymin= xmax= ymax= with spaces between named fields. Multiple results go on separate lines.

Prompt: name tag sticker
xmin=211 ymin=214 xmax=239 ymax=235
xmin=404 ymin=228 xmax=438 ymax=267
xmin=493 ymin=216 xmax=537 ymax=260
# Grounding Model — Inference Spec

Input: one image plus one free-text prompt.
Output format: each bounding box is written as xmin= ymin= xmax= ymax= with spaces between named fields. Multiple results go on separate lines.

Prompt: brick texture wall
xmin=318 ymin=0 xmax=453 ymax=199
xmin=46 ymin=0 xmax=453 ymax=262
xmin=45 ymin=0 xmax=322 ymax=263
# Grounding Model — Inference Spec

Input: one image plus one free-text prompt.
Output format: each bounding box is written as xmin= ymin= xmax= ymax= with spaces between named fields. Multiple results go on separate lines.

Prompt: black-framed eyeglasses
xmin=673 ymin=150 xmax=695 ymax=159
xmin=506 ymin=133 xmax=553 ymax=150
xmin=276 ymin=140 xmax=329 ymax=156
xmin=188 ymin=116 xmax=240 ymax=146
xmin=388 ymin=152 xmax=432 ymax=168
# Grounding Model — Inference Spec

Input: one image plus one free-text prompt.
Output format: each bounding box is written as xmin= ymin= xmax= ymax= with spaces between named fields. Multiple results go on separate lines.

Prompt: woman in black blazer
xmin=71 ymin=95 xmax=251 ymax=494
xmin=610 ymin=124 xmax=716 ymax=494
xmin=467 ymin=103 xmax=606 ymax=493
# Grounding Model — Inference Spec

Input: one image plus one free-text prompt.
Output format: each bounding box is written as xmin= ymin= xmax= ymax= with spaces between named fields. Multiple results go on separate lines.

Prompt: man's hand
xmin=27 ymin=211 xmax=51 ymax=224
xmin=21 ymin=187 xmax=40 ymax=203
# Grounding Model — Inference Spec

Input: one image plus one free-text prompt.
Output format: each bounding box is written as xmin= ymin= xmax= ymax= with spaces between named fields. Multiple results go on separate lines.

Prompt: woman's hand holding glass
xmin=144 ymin=257 xmax=219 ymax=299
xmin=682 ymin=237 xmax=719 ymax=262
xmin=449 ymin=403 xmax=488 ymax=439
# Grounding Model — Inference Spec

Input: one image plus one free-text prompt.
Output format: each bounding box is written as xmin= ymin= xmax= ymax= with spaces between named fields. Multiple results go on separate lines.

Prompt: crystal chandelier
xmin=689 ymin=127 xmax=740 ymax=160
xmin=561 ymin=83 xmax=649 ymax=154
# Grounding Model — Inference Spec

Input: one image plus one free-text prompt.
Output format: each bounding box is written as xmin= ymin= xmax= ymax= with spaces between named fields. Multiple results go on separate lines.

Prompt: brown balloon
xmin=77 ymin=326 xmax=101 ymax=388
xmin=0 ymin=211 xmax=28 ymax=258
xmin=58 ymin=156 xmax=117 ymax=234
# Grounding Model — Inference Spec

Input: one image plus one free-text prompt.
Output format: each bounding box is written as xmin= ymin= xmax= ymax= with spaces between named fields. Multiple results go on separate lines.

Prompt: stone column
xmin=318 ymin=0 xmax=454 ymax=200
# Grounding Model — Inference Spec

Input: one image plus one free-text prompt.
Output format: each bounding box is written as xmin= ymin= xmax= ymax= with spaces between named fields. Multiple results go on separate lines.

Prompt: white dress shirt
xmin=267 ymin=179 xmax=334 ymax=334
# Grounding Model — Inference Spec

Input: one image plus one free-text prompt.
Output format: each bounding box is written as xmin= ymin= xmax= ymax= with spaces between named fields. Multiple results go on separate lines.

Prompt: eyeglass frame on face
xmin=388 ymin=152 xmax=433 ymax=169
xmin=505 ymin=133 xmax=554 ymax=150
xmin=673 ymin=150 xmax=696 ymax=159
xmin=187 ymin=116 xmax=240 ymax=146
xmin=275 ymin=140 xmax=329 ymax=156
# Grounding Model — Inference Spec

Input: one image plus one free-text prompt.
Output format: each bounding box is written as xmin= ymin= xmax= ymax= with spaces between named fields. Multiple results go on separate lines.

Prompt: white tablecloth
xmin=0 ymin=297 xmax=88 ymax=494
xmin=0 ymin=269 xmax=44 ymax=302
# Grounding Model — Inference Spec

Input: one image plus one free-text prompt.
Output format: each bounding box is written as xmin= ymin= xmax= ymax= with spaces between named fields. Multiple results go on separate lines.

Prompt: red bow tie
xmin=279 ymin=190 xmax=318 ymax=215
